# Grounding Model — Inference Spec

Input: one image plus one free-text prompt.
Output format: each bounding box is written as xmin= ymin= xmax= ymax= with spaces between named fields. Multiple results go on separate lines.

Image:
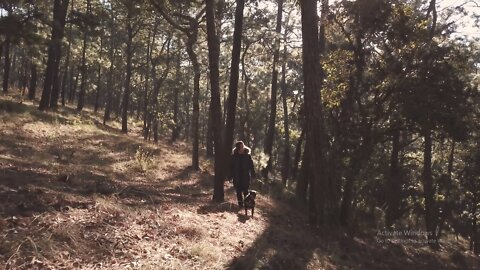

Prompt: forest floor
xmin=0 ymin=95 xmax=479 ymax=270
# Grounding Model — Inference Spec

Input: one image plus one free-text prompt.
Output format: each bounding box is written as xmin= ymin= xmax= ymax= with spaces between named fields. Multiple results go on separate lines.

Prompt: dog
xmin=244 ymin=190 xmax=257 ymax=217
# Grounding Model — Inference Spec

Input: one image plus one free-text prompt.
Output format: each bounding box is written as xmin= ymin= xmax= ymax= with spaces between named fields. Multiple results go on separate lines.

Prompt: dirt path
xmin=1 ymin=97 xmax=478 ymax=269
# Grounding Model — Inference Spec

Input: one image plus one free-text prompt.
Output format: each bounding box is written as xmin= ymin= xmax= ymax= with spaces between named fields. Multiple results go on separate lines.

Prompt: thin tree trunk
xmin=386 ymin=127 xmax=401 ymax=227
xmin=94 ymin=34 xmax=104 ymax=113
xmin=61 ymin=67 xmax=69 ymax=105
xmin=68 ymin=64 xmax=75 ymax=103
xmin=296 ymin=134 xmax=308 ymax=204
xmin=143 ymin=28 xmax=154 ymax=139
xmin=28 ymin=63 xmax=37 ymax=100
xmin=281 ymin=42 xmax=290 ymax=186
xmin=121 ymin=8 xmax=133 ymax=133
xmin=224 ymin=0 xmax=245 ymax=176
xmin=423 ymin=127 xmax=438 ymax=246
xmin=292 ymin=127 xmax=305 ymax=179
xmin=186 ymin=30 xmax=201 ymax=170
xmin=103 ymin=4 xmax=116 ymax=124
xmin=2 ymin=35 xmax=11 ymax=93
xmin=263 ymin=0 xmax=284 ymax=179
xmin=437 ymin=140 xmax=455 ymax=239
xmin=76 ymin=0 xmax=91 ymax=111
xmin=172 ymin=52 xmax=181 ymax=142
xmin=206 ymin=99 xmax=214 ymax=157
xmin=61 ymin=0 xmax=74 ymax=106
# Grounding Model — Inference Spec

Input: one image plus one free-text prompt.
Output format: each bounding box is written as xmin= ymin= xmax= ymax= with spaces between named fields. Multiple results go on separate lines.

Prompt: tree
xmin=299 ymin=0 xmax=334 ymax=225
xmin=206 ymin=0 xmax=226 ymax=202
xmin=224 ymin=0 xmax=245 ymax=176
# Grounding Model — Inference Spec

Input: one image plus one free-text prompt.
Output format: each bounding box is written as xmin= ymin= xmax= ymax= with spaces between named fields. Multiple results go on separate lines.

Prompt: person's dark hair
xmin=233 ymin=141 xmax=244 ymax=154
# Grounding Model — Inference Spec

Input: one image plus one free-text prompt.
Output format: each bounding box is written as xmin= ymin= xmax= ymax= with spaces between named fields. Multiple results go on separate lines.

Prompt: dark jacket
xmin=231 ymin=147 xmax=256 ymax=189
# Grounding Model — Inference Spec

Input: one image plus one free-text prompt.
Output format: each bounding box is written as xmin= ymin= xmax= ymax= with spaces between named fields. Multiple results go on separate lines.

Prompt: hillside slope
xmin=0 ymin=97 xmax=478 ymax=269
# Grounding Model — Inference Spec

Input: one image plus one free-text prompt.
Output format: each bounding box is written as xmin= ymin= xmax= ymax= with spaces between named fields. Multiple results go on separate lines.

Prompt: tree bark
xmin=300 ymin=0 xmax=330 ymax=225
xmin=292 ymin=127 xmax=305 ymax=180
xmin=240 ymin=42 xmax=252 ymax=145
xmin=76 ymin=0 xmax=91 ymax=111
xmin=206 ymin=0 xmax=226 ymax=202
xmin=263 ymin=0 xmax=284 ymax=179
xmin=28 ymin=63 xmax=37 ymax=100
xmin=281 ymin=42 xmax=290 ymax=186
xmin=386 ymin=127 xmax=401 ymax=227
xmin=171 ymin=52 xmax=181 ymax=142
xmin=60 ymin=0 xmax=74 ymax=106
xmin=121 ymin=7 xmax=133 ymax=133
xmin=2 ymin=35 xmax=11 ymax=93
xmin=39 ymin=0 xmax=69 ymax=110
xmin=224 ymin=0 xmax=245 ymax=176
xmin=94 ymin=34 xmax=104 ymax=113
xmin=423 ymin=127 xmax=438 ymax=246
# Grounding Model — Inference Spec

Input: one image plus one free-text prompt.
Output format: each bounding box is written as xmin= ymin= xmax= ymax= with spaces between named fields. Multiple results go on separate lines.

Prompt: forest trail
xmin=0 ymin=96 xmax=478 ymax=269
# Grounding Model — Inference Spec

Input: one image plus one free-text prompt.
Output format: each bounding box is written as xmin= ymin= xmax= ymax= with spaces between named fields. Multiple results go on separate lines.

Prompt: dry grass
xmin=0 ymin=95 xmax=479 ymax=269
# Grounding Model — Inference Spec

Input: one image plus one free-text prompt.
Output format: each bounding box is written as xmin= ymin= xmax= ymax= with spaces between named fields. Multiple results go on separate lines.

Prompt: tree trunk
xmin=423 ymin=127 xmax=438 ymax=246
xmin=186 ymin=32 xmax=201 ymax=170
xmin=240 ymin=42 xmax=252 ymax=145
xmin=263 ymin=0 xmax=283 ymax=179
xmin=61 ymin=68 xmax=69 ymax=105
xmin=224 ymin=0 xmax=245 ymax=176
xmin=171 ymin=53 xmax=181 ymax=142
xmin=76 ymin=29 xmax=88 ymax=111
xmin=2 ymin=35 xmax=11 ymax=93
xmin=94 ymin=34 xmax=104 ymax=113
xmin=292 ymin=127 xmax=305 ymax=179
xmin=437 ymin=140 xmax=455 ymax=239
xmin=206 ymin=0 xmax=226 ymax=202
xmin=60 ymin=0 xmax=74 ymax=106
xmin=143 ymin=28 xmax=154 ymax=139
xmin=281 ymin=42 xmax=290 ymax=186
xmin=300 ymin=0 xmax=330 ymax=225
xmin=296 ymin=135 xmax=308 ymax=204
xmin=28 ymin=64 xmax=37 ymax=100
xmin=206 ymin=102 xmax=214 ymax=157
xmin=103 ymin=4 xmax=116 ymax=124
xmin=121 ymin=9 xmax=133 ymax=133
xmin=20 ymin=57 xmax=28 ymax=95
xmin=76 ymin=0 xmax=91 ymax=111
xmin=68 ymin=64 xmax=76 ymax=103
xmin=39 ymin=0 xmax=69 ymax=110
xmin=386 ymin=127 xmax=401 ymax=227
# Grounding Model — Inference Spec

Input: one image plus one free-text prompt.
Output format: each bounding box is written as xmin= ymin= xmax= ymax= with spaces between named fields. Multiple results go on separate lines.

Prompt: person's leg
xmin=235 ymin=186 xmax=244 ymax=207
